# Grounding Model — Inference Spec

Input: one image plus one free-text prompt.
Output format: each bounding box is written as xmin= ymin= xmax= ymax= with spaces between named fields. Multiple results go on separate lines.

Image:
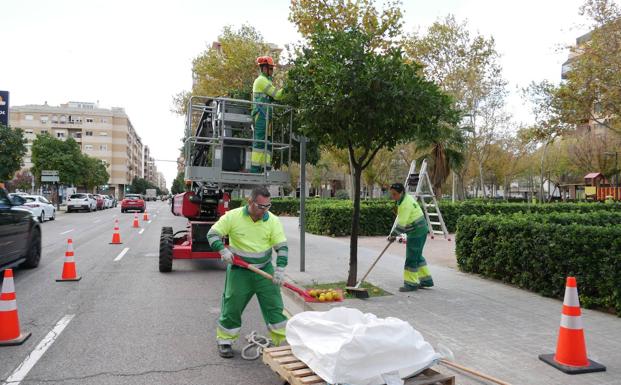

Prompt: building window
xmin=25 ymin=129 xmax=34 ymax=134
xmin=99 ymin=131 xmax=108 ymax=136
xmin=84 ymin=144 xmax=93 ymax=151
xmin=60 ymin=115 xmax=67 ymax=123
xmin=40 ymin=116 xmax=48 ymax=124
xmin=86 ymin=118 xmax=94 ymax=123
xmin=101 ymin=118 xmax=108 ymax=123
xmin=56 ymin=132 xmax=65 ymax=138
xmin=51 ymin=116 xmax=58 ymax=124
xmin=85 ymin=131 xmax=93 ymax=136
xmin=41 ymin=129 xmax=48 ymax=134
xmin=99 ymin=144 xmax=108 ymax=151
xmin=25 ymin=114 xmax=34 ymax=121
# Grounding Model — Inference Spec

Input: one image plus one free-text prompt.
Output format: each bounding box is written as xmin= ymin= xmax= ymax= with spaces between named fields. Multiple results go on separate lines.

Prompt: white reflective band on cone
xmin=0 ymin=299 xmax=17 ymax=312
xmin=560 ymin=314 xmax=583 ymax=330
xmin=563 ymin=287 xmax=580 ymax=307
xmin=1 ymin=278 xmax=15 ymax=294
xmin=67 ymin=244 xmax=74 ymax=252
xmin=64 ymin=256 xmax=75 ymax=263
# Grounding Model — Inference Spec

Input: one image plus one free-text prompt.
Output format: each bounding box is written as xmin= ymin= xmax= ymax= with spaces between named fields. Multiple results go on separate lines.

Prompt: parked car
xmin=67 ymin=193 xmax=97 ymax=212
xmin=93 ymin=194 xmax=105 ymax=210
xmin=102 ymin=195 xmax=113 ymax=209
xmin=107 ymin=195 xmax=118 ymax=207
xmin=0 ymin=189 xmax=42 ymax=269
xmin=121 ymin=194 xmax=145 ymax=213
xmin=21 ymin=195 xmax=56 ymax=222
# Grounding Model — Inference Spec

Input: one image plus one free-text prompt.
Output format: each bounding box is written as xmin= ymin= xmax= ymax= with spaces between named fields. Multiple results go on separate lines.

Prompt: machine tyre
xmin=159 ymin=231 xmax=173 ymax=273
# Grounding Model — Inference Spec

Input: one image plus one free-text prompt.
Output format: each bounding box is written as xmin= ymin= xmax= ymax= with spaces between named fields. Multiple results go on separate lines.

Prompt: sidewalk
xmin=280 ymin=217 xmax=621 ymax=385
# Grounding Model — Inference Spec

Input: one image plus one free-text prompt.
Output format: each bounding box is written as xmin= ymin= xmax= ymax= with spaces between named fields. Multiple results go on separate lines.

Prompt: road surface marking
xmin=3 ymin=314 xmax=75 ymax=385
xmin=148 ymin=220 xmax=152 ymax=224
xmin=114 ymin=247 xmax=130 ymax=262
xmin=139 ymin=229 xmax=145 ymax=234
xmin=59 ymin=229 xmax=74 ymax=235
xmin=93 ymin=219 xmax=100 ymax=223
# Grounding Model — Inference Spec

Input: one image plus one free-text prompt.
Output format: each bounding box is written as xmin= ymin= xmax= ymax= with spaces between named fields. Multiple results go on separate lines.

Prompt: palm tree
xmin=417 ymin=124 xmax=467 ymax=198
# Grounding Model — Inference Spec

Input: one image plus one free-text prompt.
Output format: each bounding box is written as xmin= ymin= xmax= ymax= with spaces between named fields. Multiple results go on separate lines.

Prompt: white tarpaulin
xmin=286 ymin=307 xmax=440 ymax=385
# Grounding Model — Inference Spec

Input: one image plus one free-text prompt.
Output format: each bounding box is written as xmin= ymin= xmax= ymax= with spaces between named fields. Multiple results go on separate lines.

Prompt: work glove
xmin=386 ymin=235 xmax=397 ymax=242
xmin=220 ymin=248 xmax=234 ymax=265
xmin=272 ymin=267 xmax=286 ymax=286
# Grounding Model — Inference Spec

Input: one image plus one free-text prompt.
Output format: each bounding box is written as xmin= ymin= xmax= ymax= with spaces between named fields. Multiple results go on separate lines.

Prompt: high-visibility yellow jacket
xmin=207 ymin=206 xmax=288 ymax=267
xmin=392 ymin=193 xmax=425 ymax=235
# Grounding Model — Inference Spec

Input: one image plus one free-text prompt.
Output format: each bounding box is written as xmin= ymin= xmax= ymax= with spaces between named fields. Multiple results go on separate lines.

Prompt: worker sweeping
xmin=251 ymin=56 xmax=283 ymax=173
xmin=207 ymin=186 xmax=289 ymax=358
xmin=387 ymin=183 xmax=434 ymax=292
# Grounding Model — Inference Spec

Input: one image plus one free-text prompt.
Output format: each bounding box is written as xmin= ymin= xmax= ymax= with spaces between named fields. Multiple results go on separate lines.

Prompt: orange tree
xmin=284 ymin=27 xmax=459 ymax=285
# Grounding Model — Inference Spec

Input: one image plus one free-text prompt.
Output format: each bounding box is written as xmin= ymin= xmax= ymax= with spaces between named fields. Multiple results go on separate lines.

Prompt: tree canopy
xmin=31 ymin=134 xmax=109 ymax=189
xmin=284 ymin=26 xmax=458 ymax=285
xmin=0 ymin=124 xmax=27 ymax=182
xmin=557 ymin=0 xmax=621 ymax=133
xmin=173 ymin=24 xmax=274 ymax=114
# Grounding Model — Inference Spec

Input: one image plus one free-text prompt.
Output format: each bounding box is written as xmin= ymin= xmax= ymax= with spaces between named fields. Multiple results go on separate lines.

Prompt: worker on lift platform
xmin=207 ymin=186 xmax=289 ymax=358
xmin=251 ymin=56 xmax=283 ymax=173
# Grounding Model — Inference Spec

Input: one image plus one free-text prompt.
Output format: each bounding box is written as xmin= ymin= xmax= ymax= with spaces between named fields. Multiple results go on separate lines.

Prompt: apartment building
xmin=10 ymin=101 xmax=143 ymax=198
xmin=156 ymin=172 xmax=167 ymax=192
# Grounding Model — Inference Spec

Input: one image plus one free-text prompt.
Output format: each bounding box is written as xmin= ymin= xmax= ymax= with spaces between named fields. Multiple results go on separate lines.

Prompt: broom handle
xmin=355 ymin=240 xmax=394 ymax=288
xmin=233 ymin=257 xmax=308 ymax=296
xmin=440 ymin=359 xmax=512 ymax=385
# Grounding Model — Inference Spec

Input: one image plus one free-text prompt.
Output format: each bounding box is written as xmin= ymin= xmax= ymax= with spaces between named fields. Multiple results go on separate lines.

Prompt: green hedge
xmin=456 ymin=212 xmax=621 ymax=316
xmin=305 ymin=201 xmax=394 ymax=236
xmin=440 ymin=201 xmax=621 ymax=233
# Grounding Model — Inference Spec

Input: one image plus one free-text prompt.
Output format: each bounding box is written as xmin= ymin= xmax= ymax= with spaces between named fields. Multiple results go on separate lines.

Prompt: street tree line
xmin=176 ymin=0 xmax=621 ymax=202
xmin=174 ymin=0 xmax=621 ymax=285
xmin=0 ymin=124 xmax=110 ymax=192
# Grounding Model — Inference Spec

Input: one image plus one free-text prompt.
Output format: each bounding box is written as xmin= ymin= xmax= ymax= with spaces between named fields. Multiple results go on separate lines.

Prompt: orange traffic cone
xmin=143 ymin=211 xmax=149 ymax=221
xmin=539 ymin=277 xmax=605 ymax=374
xmin=110 ymin=219 xmax=122 ymax=244
xmin=56 ymin=239 xmax=82 ymax=282
xmin=0 ymin=269 xmax=31 ymax=346
xmin=132 ymin=214 xmax=140 ymax=228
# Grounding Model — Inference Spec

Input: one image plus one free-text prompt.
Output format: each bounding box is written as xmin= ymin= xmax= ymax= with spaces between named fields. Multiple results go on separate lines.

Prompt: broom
xmin=346 ymin=238 xmax=394 ymax=299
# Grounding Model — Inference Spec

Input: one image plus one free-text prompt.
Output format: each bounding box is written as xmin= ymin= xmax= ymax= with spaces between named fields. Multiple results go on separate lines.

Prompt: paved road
xmin=1 ymin=202 xmax=281 ymax=385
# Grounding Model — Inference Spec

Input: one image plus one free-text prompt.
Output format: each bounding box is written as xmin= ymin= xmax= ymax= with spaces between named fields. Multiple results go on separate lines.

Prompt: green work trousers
xmin=216 ymin=263 xmax=288 ymax=346
xmin=251 ymin=112 xmax=272 ymax=173
xmin=403 ymin=218 xmax=434 ymax=289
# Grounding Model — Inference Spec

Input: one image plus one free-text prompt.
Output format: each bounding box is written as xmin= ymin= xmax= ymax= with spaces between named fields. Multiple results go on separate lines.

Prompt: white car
xmin=67 ymin=193 xmax=97 ymax=212
xmin=21 ymin=195 xmax=56 ymax=222
xmin=103 ymin=195 xmax=113 ymax=209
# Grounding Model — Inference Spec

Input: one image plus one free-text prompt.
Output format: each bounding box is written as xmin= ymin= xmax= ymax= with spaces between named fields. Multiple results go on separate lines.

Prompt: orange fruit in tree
xmin=325 ymin=292 xmax=333 ymax=301
xmin=318 ymin=294 xmax=326 ymax=302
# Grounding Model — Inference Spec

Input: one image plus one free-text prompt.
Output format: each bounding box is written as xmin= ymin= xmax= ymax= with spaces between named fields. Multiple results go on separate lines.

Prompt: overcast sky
xmin=0 ymin=0 xmax=596 ymax=187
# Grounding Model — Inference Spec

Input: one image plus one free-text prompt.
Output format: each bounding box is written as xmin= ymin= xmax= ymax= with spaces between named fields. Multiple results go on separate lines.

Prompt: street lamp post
xmin=604 ymin=152 xmax=619 ymax=200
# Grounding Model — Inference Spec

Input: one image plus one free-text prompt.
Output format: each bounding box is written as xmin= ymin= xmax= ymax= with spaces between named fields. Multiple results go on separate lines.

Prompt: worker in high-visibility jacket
xmin=251 ymin=56 xmax=283 ymax=173
xmin=387 ymin=183 xmax=434 ymax=292
xmin=207 ymin=186 xmax=289 ymax=358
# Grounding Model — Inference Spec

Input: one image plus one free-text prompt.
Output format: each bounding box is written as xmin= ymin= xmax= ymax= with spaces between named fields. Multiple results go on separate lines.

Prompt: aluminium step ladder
xmin=397 ymin=159 xmax=450 ymax=242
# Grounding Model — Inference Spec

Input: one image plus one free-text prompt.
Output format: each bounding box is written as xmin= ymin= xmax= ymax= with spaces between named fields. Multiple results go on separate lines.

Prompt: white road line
xmin=3 ymin=314 xmax=75 ymax=385
xmin=147 ymin=220 xmax=152 ymax=224
xmin=59 ymin=229 xmax=74 ymax=235
xmin=113 ymin=247 xmax=130 ymax=262
xmin=139 ymin=229 xmax=145 ymax=234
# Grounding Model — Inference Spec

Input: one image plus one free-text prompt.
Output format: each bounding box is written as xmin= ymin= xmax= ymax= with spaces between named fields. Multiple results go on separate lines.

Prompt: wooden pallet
xmin=263 ymin=346 xmax=455 ymax=385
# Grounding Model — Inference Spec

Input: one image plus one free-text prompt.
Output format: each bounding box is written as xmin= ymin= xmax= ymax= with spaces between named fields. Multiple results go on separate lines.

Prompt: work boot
xmin=218 ymin=344 xmax=234 ymax=359
xmin=399 ymin=285 xmax=418 ymax=292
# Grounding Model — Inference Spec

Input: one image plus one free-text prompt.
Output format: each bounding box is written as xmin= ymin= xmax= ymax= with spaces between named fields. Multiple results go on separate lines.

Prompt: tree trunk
xmin=478 ymin=162 xmax=486 ymax=198
xmin=540 ymin=143 xmax=549 ymax=203
xmin=347 ymin=165 xmax=362 ymax=287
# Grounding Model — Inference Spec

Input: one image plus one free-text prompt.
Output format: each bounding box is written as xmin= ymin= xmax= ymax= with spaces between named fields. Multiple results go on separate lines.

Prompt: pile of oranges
xmin=308 ymin=289 xmax=341 ymax=302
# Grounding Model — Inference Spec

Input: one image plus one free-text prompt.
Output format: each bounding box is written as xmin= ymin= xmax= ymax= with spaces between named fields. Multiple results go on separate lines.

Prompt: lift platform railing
xmin=184 ymin=96 xmax=294 ymax=188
